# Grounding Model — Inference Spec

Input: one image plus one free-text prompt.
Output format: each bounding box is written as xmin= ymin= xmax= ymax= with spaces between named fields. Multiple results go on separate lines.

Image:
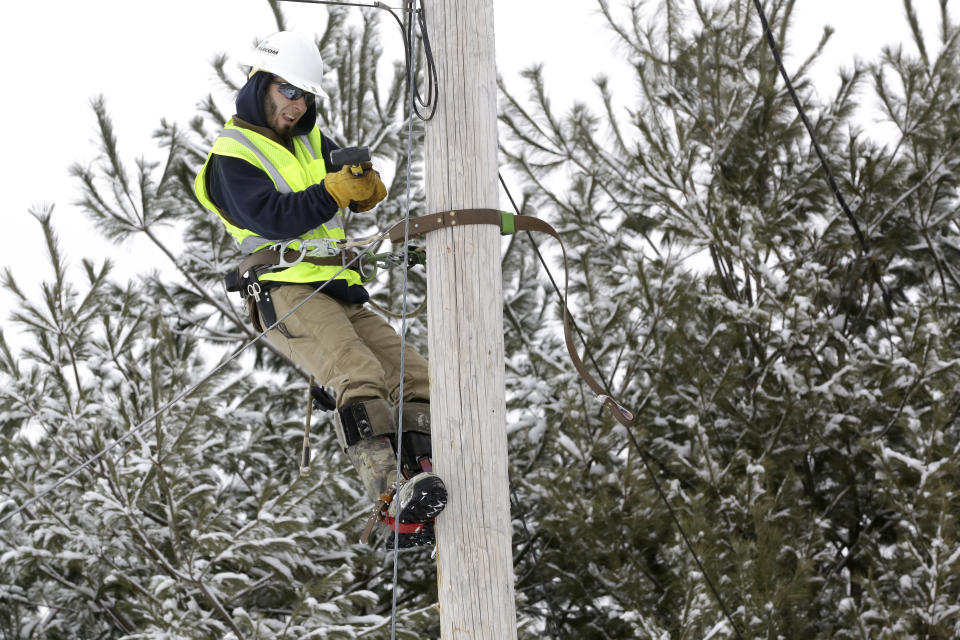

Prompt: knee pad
xmin=337 ymin=399 xmax=435 ymax=480
xmin=335 ymin=398 xmax=395 ymax=451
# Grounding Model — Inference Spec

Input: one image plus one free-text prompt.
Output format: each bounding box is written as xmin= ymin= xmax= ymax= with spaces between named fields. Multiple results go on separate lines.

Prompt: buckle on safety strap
xmin=272 ymin=238 xmax=341 ymax=268
xmin=598 ymin=394 xmax=635 ymax=423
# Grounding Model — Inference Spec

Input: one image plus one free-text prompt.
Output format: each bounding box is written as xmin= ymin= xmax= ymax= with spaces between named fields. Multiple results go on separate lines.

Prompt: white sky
xmin=0 ymin=0 xmax=942 ymax=347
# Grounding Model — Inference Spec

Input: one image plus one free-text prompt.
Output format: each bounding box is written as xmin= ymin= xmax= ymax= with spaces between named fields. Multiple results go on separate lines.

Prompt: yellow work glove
xmin=351 ymin=171 xmax=387 ymax=212
xmin=323 ymin=166 xmax=378 ymax=209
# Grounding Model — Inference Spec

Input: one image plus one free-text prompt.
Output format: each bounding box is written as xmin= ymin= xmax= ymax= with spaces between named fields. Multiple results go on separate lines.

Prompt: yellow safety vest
xmin=194 ymin=119 xmax=361 ymax=286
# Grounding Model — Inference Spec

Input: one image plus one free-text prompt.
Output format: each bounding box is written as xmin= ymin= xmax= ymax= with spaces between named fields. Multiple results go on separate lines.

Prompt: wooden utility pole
xmin=422 ymin=1 xmax=518 ymax=637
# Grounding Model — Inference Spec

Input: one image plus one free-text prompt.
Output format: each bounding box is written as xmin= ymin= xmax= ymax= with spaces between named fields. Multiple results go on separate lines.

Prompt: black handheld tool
xmin=330 ymin=145 xmax=371 ymax=176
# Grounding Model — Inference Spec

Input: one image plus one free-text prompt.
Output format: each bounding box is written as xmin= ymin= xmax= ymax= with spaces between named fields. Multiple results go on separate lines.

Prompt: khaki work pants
xmin=263 ymin=284 xmax=430 ymax=407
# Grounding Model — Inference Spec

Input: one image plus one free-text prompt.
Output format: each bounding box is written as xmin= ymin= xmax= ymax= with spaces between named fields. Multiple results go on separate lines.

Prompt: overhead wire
xmin=750 ymin=0 xmax=894 ymax=316
xmin=388 ymin=0 xmax=422 ymax=636
xmin=378 ymin=1 xmax=438 ymax=121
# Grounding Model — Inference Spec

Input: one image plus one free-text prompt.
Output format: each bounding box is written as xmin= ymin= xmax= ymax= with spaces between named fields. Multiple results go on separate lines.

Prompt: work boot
xmin=379 ymin=472 xmax=447 ymax=550
xmin=384 ymin=519 xmax=436 ymax=550
xmin=390 ymin=472 xmax=447 ymax=524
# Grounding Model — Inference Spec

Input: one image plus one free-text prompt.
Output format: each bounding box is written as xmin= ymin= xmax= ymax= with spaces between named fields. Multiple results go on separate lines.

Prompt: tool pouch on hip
xmin=223 ymin=266 xmax=293 ymax=338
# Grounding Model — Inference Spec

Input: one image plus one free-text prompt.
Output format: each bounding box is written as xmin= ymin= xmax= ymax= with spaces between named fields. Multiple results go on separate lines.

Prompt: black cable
xmin=367 ymin=1 xmax=438 ymax=121
xmin=751 ymin=0 xmax=893 ymax=316
xmin=278 ymin=0 xmax=438 ymax=121
xmin=498 ymin=173 xmax=613 ymax=392
xmin=398 ymin=1 xmax=439 ymax=121
xmin=631 ymin=441 xmax=745 ymax=639
xmin=508 ymin=483 xmax=563 ymax=638
xmin=499 ymin=174 xmax=745 ymax=640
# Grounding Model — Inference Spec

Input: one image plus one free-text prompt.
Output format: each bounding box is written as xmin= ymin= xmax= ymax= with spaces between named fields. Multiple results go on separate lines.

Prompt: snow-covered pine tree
xmin=499 ymin=0 xmax=960 ymax=637
xmin=0 ymin=208 xmax=381 ymax=638
xmin=0 ymin=4 xmax=450 ymax=638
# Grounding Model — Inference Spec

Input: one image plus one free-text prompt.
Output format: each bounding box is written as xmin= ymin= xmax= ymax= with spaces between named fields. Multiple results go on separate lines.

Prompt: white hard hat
xmin=240 ymin=31 xmax=329 ymax=100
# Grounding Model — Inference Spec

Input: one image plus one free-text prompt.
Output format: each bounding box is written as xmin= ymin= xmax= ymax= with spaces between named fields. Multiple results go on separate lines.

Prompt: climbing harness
xmin=224 ymin=239 xmax=356 ymax=327
xmin=221 ymin=236 xmax=429 ymax=494
xmin=223 ymin=232 xmax=427 ymax=342
xmin=385 ymin=208 xmax=636 ymax=428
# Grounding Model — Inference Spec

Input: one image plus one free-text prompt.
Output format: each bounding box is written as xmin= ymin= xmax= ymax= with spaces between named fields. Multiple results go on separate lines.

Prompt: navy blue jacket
xmin=206 ymin=71 xmax=368 ymax=303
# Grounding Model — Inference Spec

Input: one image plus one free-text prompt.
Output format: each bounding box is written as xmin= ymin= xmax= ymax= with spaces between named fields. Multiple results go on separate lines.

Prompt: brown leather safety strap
xmin=387 ymin=209 xmax=636 ymax=428
xmin=387 ymin=208 xmax=502 ymax=242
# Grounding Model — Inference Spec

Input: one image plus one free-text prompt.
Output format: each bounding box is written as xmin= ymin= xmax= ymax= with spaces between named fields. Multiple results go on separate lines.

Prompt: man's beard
xmin=265 ymin=99 xmax=295 ymax=136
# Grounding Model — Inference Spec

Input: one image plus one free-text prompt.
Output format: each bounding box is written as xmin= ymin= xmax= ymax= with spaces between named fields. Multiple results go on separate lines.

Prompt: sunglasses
xmin=272 ymin=81 xmax=314 ymax=102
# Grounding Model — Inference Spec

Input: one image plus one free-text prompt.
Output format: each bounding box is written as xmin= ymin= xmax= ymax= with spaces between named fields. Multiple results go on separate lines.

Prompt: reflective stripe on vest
xmin=239 ymin=235 xmax=272 ymax=255
xmin=218 ymin=128 xmax=294 ymax=194
xmin=298 ymin=134 xmax=316 ymax=159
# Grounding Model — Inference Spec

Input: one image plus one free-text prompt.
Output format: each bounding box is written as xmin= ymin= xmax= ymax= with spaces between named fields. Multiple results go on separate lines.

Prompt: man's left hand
xmin=351 ymin=170 xmax=387 ymax=212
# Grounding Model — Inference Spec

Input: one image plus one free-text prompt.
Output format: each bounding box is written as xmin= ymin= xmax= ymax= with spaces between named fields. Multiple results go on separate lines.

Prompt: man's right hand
xmin=323 ymin=166 xmax=378 ymax=209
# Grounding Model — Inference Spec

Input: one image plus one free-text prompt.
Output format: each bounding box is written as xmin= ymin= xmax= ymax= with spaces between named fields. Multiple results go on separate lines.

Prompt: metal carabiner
xmin=375 ymin=252 xmax=405 ymax=270
xmin=274 ymin=239 xmax=307 ymax=269
xmin=357 ymin=251 xmax=379 ymax=282
xmin=273 ymin=238 xmax=340 ymax=268
xmin=302 ymin=238 xmax=340 ymax=258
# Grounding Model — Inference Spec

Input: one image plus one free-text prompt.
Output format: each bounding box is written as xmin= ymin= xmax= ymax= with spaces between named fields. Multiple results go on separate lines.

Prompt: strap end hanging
xmin=599 ymin=394 xmax=635 ymax=427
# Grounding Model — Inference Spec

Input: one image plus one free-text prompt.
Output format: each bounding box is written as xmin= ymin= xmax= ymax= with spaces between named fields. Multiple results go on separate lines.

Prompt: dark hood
xmin=235 ymin=70 xmax=317 ymax=138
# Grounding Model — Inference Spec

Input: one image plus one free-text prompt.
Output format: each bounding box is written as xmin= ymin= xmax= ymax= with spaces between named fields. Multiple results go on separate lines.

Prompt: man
xmin=193 ymin=31 xmax=446 ymax=548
